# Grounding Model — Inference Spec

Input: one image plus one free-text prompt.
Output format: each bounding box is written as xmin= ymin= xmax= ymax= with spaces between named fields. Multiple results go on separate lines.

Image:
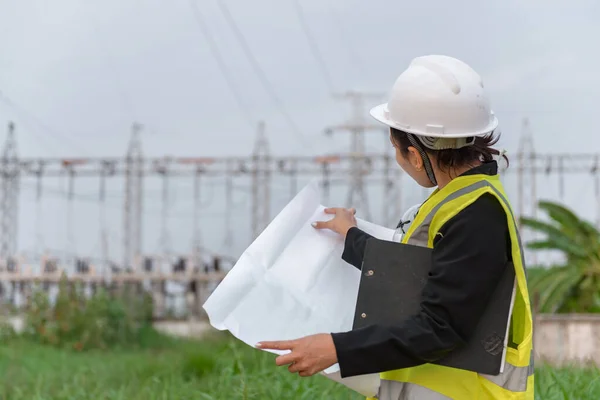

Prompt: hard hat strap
xmin=406 ymin=133 xmax=438 ymax=186
xmin=419 ymin=135 xmax=476 ymax=150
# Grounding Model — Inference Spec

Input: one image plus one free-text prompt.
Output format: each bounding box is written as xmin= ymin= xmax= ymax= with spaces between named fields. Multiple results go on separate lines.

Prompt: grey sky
xmin=1 ymin=0 xmax=599 ymax=264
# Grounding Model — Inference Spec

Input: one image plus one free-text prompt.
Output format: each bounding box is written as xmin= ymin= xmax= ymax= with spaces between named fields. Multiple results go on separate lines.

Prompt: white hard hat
xmin=370 ymin=55 xmax=498 ymax=140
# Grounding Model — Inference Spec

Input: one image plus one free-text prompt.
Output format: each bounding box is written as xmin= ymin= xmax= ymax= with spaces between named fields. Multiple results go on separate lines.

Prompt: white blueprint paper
xmin=203 ymin=181 xmax=396 ymax=397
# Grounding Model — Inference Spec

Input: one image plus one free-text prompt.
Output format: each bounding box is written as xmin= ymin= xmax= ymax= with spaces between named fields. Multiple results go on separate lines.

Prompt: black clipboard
xmin=352 ymin=238 xmax=516 ymax=375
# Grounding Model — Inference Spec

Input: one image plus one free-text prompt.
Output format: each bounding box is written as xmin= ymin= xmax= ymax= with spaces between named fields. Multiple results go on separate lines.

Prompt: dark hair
xmin=390 ymin=128 xmax=508 ymax=171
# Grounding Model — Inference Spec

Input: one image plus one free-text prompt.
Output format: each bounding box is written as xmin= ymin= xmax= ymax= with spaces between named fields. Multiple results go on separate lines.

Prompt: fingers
xmin=276 ymin=352 xmax=298 ymax=366
xmin=324 ymin=207 xmax=356 ymax=215
xmin=287 ymin=361 xmax=312 ymax=375
xmin=256 ymin=340 xmax=294 ymax=350
xmin=311 ymin=220 xmax=331 ymax=230
xmin=288 ymin=362 xmax=303 ymax=373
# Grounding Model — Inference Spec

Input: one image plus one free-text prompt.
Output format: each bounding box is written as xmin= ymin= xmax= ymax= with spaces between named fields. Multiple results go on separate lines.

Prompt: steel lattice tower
xmin=223 ymin=163 xmax=235 ymax=249
xmin=123 ymin=123 xmax=144 ymax=271
xmin=192 ymin=167 xmax=203 ymax=269
xmin=0 ymin=122 xmax=20 ymax=265
xmin=517 ymin=118 xmax=537 ymax=265
xmin=251 ymin=121 xmax=271 ymax=240
xmin=326 ymin=91 xmax=385 ymax=221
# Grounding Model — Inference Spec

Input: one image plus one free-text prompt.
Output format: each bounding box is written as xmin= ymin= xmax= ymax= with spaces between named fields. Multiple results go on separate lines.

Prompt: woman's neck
xmin=434 ymin=162 xmax=481 ymax=190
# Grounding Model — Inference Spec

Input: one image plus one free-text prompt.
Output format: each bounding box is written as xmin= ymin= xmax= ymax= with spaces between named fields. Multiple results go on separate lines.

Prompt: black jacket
xmin=331 ymin=161 xmax=511 ymax=378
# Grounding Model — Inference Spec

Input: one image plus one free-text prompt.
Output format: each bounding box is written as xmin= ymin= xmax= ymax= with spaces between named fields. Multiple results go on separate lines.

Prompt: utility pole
xmin=159 ymin=165 xmax=172 ymax=257
xmin=251 ymin=121 xmax=271 ymax=240
xmin=325 ymin=91 xmax=385 ymax=220
xmin=99 ymin=163 xmax=109 ymax=278
xmin=517 ymin=118 xmax=537 ymax=265
xmin=223 ymin=161 xmax=235 ymax=249
xmin=382 ymin=157 xmax=402 ymax=226
xmin=192 ymin=166 xmax=202 ymax=270
xmin=34 ymin=166 xmax=44 ymax=258
xmin=517 ymin=118 xmax=537 ymax=224
xmin=123 ymin=122 xmax=144 ymax=272
xmin=66 ymin=164 xmax=76 ymax=269
xmin=0 ymin=122 xmax=19 ymax=266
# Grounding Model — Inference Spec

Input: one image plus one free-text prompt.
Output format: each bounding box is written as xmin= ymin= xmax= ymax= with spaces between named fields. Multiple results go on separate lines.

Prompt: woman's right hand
xmin=311 ymin=207 xmax=357 ymax=238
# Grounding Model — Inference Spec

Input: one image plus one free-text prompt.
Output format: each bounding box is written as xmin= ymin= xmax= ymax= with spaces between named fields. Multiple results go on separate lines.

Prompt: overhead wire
xmin=291 ymin=0 xmax=336 ymax=93
xmin=0 ymin=98 xmax=58 ymax=156
xmin=0 ymin=90 xmax=90 ymax=155
xmin=214 ymin=0 xmax=312 ymax=149
xmin=187 ymin=0 xmax=255 ymax=127
xmin=17 ymin=179 xmax=242 ymax=220
xmin=86 ymin=10 xmax=138 ymax=122
xmin=325 ymin=1 xmax=367 ymax=76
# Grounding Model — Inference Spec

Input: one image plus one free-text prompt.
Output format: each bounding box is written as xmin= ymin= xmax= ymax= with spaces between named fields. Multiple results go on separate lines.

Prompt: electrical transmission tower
xmin=99 ymin=160 xmax=112 ymax=277
xmin=326 ymin=91 xmax=385 ymax=220
xmin=223 ymin=162 xmax=235 ymax=249
xmin=517 ymin=118 xmax=537 ymax=265
xmin=0 ymin=122 xmax=19 ymax=267
xmin=34 ymin=163 xmax=44 ymax=258
xmin=517 ymin=118 xmax=536 ymax=222
xmin=192 ymin=166 xmax=203 ymax=270
xmin=382 ymin=151 xmax=403 ymax=225
xmin=159 ymin=167 xmax=172 ymax=256
xmin=251 ymin=121 xmax=271 ymax=240
xmin=123 ymin=123 xmax=144 ymax=272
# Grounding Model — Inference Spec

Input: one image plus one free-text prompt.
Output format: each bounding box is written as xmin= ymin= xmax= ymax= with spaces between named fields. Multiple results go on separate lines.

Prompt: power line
xmin=18 ymin=181 xmax=242 ymax=220
xmin=325 ymin=1 xmax=366 ymax=76
xmin=0 ymin=91 xmax=90 ymax=155
xmin=86 ymin=10 xmax=138 ymax=122
xmin=215 ymin=0 xmax=311 ymax=148
xmin=0 ymin=99 xmax=59 ymax=156
xmin=188 ymin=0 xmax=255 ymax=127
xmin=290 ymin=0 xmax=336 ymax=93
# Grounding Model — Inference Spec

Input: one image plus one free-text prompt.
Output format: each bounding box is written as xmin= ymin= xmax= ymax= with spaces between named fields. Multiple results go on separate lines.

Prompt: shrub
xmin=24 ymin=274 xmax=157 ymax=351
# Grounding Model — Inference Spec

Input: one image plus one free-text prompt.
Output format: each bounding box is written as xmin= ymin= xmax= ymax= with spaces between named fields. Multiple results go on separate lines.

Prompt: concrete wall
xmin=534 ymin=314 xmax=600 ymax=366
xmin=153 ymin=320 xmax=211 ymax=338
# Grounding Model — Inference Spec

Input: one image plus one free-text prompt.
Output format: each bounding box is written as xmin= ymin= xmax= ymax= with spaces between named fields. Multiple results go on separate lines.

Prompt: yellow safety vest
xmin=369 ymin=172 xmax=534 ymax=400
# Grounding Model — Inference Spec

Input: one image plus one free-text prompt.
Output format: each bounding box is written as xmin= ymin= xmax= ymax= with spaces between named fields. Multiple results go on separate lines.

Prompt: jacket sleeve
xmin=340 ymin=227 xmax=374 ymax=270
xmin=330 ymin=194 xmax=510 ymax=378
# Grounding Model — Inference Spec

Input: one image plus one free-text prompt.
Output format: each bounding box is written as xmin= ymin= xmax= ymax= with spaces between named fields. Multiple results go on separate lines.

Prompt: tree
xmin=520 ymin=200 xmax=600 ymax=313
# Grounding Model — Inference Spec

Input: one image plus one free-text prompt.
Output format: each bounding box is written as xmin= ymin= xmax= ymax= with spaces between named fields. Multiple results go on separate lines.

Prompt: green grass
xmin=0 ymin=331 xmax=360 ymax=400
xmin=0 ymin=331 xmax=598 ymax=399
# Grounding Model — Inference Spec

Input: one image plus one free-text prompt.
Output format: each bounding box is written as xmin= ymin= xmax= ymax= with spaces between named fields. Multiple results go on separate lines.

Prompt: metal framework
xmin=0 ymin=122 xmax=19 ymax=266
xmin=1 ymin=118 xmax=600 ymax=269
xmin=326 ymin=91 xmax=386 ymax=220
xmin=251 ymin=121 xmax=271 ymax=239
xmin=123 ymin=123 xmax=144 ymax=271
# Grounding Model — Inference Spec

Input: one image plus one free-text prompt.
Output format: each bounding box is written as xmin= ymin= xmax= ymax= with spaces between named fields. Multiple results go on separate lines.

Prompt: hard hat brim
xmin=370 ymin=102 xmax=499 ymax=138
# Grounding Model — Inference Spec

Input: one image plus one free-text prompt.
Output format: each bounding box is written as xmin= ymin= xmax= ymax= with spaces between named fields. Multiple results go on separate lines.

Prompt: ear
xmin=407 ymin=147 xmax=424 ymax=171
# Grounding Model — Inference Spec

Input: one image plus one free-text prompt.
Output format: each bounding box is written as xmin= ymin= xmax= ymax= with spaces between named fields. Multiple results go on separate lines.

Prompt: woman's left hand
xmin=256 ymin=334 xmax=338 ymax=377
xmin=312 ymin=207 xmax=357 ymax=238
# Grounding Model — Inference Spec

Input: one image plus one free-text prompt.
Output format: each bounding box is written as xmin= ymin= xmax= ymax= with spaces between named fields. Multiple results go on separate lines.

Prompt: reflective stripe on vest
xmin=382 ymin=175 xmax=534 ymax=398
xmin=480 ymin=349 xmax=535 ymax=392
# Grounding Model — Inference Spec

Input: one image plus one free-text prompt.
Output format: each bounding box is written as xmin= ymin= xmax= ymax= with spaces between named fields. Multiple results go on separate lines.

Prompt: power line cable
xmin=0 ymin=102 xmax=59 ymax=156
xmin=187 ymin=0 xmax=255 ymax=127
xmin=86 ymin=11 xmax=138 ymax=122
xmin=325 ymin=1 xmax=366 ymax=76
xmin=291 ymin=0 xmax=336 ymax=93
xmin=0 ymin=90 xmax=90 ymax=155
xmin=18 ymin=181 xmax=247 ymax=220
xmin=215 ymin=0 xmax=312 ymax=148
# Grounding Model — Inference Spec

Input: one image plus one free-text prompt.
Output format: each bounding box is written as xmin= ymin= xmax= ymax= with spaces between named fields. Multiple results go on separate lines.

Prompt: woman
xmin=257 ymin=55 xmax=534 ymax=400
